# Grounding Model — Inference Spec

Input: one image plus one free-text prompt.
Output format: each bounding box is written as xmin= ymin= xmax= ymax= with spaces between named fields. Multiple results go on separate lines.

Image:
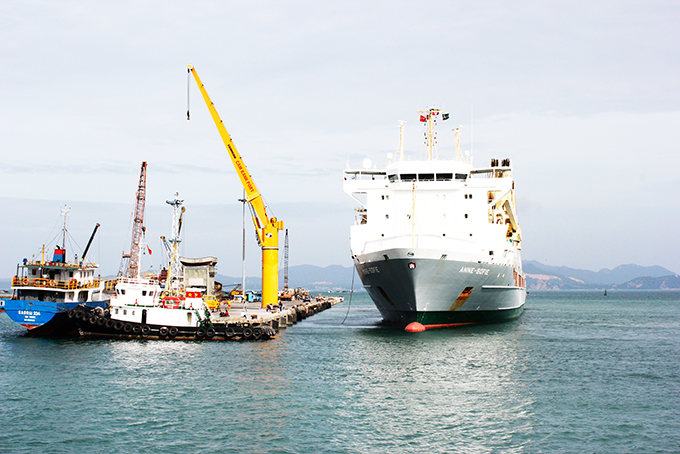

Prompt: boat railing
xmin=12 ymin=276 xmax=106 ymax=290
xmin=21 ymin=260 xmax=98 ymax=269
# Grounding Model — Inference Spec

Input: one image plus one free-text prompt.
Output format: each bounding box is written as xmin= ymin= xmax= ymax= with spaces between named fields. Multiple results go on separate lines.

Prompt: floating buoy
xmin=405 ymin=322 xmax=426 ymax=333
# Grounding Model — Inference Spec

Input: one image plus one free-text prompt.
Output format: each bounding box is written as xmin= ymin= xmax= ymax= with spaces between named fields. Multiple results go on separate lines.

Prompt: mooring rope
xmin=341 ymin=266 xmax=356 ymax=324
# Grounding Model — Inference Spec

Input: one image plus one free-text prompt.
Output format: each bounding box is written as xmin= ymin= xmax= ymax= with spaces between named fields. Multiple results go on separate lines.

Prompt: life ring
xmin=22 ymin=279 xmax=29 ymax=286
xmin=159 ymin=326 xmax=169 ymax=336
xmin=168 ymin=327 xmax=178 ymax=337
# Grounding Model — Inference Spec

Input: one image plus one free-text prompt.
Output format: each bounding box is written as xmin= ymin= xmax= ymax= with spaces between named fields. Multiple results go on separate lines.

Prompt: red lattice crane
xmin=123 ymin=162 xmax=147 ymax=278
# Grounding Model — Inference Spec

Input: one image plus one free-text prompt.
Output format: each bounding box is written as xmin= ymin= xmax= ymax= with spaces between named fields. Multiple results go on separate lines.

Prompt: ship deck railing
xmin=11 ymin=276 xmax=110 ymax=291
xmin=21 ymin=260 xmax=99 ymax=269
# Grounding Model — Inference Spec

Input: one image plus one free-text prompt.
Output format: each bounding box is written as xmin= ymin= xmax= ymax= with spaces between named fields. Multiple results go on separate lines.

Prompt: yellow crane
xmin=188 ymin=65 xmax=283 ymax=308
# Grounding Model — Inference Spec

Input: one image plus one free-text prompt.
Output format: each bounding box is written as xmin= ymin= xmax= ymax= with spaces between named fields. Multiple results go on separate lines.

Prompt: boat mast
xmin=398 ymin=121 xmax=405 ymax=161
xmin=418 ymin=108 xmax=440 ymax=161
xmin=165 ymin=194 xmax=185 ymax=294
xmin=60 ymin=205 xmax=70 ymax=262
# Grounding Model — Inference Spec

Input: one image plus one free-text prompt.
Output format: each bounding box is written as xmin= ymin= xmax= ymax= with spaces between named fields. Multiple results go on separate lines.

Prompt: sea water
xmin=0 ymin=291 xmax=678 ymax=453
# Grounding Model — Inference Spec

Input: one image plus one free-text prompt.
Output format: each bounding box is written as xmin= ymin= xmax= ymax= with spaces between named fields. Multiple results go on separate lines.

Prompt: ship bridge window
xmin=455 ymin=173 xmax=468 ymax=181
xmin=388 ymin=174 xmax=397 ymax=183
xmin=418 ymin=173 xmax=435 ymax=181
xmin=436 ymin=173 xmax=453 ymax=181
xmin=401 ymin=174 xmax=416 ymax=182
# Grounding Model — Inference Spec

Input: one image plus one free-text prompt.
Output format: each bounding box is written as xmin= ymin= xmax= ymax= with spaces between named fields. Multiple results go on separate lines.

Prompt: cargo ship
xmin=343 ymin=108 xmax=525 ymax=329
xmin=4 ymin=206 xmax=109 ymax=335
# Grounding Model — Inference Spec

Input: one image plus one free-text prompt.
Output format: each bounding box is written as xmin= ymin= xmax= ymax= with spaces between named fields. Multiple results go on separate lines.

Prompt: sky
xmin=1 ymin=0 xmax=679 ymax=279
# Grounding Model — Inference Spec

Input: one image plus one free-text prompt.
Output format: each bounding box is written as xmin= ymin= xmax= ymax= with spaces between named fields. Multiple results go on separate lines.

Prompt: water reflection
xmin=334 ymin=321 xmax=534 ymax=452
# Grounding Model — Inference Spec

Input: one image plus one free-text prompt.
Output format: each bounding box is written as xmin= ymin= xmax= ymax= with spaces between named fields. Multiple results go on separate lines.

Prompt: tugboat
xmin=4 ymin=206 xmax=109 ymax=336
xmin=73 ymin=194 xmax=275 ymax=341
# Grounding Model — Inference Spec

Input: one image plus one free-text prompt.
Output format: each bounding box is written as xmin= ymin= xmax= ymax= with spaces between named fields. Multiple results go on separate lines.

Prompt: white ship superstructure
xmin=343 ymin=108 xmax=525 ymax=328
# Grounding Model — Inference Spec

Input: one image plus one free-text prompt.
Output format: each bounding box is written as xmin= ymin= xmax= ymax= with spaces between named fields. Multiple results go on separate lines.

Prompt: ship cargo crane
xmin=188 ymin=66 xmax=283 ymax=308
xmin=120 ymin=162 xmax=147 ymax=278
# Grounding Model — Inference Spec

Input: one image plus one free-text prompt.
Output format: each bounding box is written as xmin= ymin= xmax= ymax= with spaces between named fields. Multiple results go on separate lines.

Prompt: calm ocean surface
xmin=1 ymin=290 xmax=679 ymax=453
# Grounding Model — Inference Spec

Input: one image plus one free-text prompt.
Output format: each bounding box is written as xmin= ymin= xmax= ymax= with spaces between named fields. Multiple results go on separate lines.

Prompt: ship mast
xmin=398 ymin=121 xmax=405 ymax=161
xmin=165 ymin=194 xmax=185 ymax=294
xmin=418 ymin=108 xmax=442 ymax=160
xmin=125 ymin=162 xmax=147 ymax=279
xmin=283 ymin=229 xmax=289 ymax=291
xmin=60 ymin=205 xmax=70 ymax=262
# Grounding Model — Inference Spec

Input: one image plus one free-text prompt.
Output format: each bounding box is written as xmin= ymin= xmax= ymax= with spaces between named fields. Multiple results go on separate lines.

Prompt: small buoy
xmin=405 ymin=322 xmax=426 ymax=333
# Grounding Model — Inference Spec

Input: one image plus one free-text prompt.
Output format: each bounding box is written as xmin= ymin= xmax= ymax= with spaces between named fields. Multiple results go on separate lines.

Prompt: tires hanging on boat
xmin=114 ymin=321 xmax=124 ymax=331
xmin=168 ymin=327 xmax=178 ymax=337
xmin=206 ymin=328 xmax=215 ymax=338
xmin=224 ymin=327 xmax=235 ymax=338
xmin=105 ymin=319 xmax=115 ymax=329
xmin=252 ymin=328 xmax=262 ymax=340
xmin=242 ymin=327 xmax=253 ymax=339
xmin=141 ymin=325 xmax=151 ymax=336
xmin=196 ymin=327 xmax=206 ymax=338
xmin=159 ymin=326 xmax=169 ymax=336
xmin=132 ymin=324 xmax=142 ymax=334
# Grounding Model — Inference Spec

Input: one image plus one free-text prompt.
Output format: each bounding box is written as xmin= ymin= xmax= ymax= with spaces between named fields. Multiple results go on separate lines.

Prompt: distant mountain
xmin=612 ymin=275 xmax=680 ymax=290
xmin=216 ymin=264 xmax=357 ymax=293
xmin=524 ymin=260 xmax=679 ymax=290
xmin=2 ymin=262 xmax=678 ymax=293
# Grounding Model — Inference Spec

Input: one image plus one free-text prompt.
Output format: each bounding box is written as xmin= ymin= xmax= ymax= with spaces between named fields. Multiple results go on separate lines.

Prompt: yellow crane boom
xmin=188 ymin=65 xmax=283 ymax=308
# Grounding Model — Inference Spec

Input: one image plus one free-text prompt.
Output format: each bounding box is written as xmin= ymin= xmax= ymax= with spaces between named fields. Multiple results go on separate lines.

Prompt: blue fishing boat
xmin=4 ymin=206 xmax=110 ymax=336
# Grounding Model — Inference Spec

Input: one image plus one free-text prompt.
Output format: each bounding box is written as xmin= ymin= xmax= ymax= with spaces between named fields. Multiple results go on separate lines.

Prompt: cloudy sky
xmin=1 ymin=0 xmax=679 ymax=279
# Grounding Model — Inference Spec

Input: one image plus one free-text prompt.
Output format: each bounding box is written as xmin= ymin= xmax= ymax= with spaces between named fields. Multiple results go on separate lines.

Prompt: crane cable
xmin=187 ymin=67 xmax=191 ymax=120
